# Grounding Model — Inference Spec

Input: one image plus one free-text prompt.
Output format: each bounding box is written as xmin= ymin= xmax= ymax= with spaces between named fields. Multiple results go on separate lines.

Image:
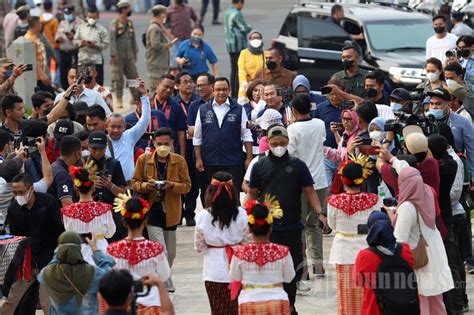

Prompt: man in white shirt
xmin=287 ymin=93 xmax=328 ymax=278
xmin=451 ymin=12 xmax=473 ymax=37
xmin=426 ymin=14 xmax=458 ymax=64
xmin=106 ymin=79 xmax=150 ymax=182
xmin=54 ymin=66 xmax=111 ymax=116
xmin=193 ymin=77 xmax=253 ymax=193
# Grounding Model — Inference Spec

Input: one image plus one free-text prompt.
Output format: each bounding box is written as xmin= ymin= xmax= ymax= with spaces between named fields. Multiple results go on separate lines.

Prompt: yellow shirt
xmin=238 ymin=49 xmax=267 ymax=98
xmin=24 ymin=31 xmax=46 ymax=80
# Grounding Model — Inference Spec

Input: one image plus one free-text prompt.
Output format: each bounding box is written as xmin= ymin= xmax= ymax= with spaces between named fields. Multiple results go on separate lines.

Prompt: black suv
xmin=274 ymin=2 xmax=433 ymax=90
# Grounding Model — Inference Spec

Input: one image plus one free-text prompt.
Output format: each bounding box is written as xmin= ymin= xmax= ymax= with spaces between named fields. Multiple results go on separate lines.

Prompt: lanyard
xmin=154 ymin=95 xmax=171 ymax=120
xmin=180 ymin=102 xmax=188 ymax=117
xmin=135 ymin=111 xmax=159 ymax=133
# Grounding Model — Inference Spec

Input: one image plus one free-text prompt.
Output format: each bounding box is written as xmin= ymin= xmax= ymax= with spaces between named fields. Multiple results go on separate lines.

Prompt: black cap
xmin=64 ymin=5 xmax=75 ymax=14
xmin=390 ymin=88 xmax=410 ymax=101
xmin=73 ymin=101 xmax=89 ymax=115
xmin=427 ymin=88 xmax=452 ymax=101
xmin=54 ymin=120 xmax=74 ymax=140
xmin=88 ymin=131 xmax=107 ymax=148
xmin=452 ymin=11 xmax=465 ymax=20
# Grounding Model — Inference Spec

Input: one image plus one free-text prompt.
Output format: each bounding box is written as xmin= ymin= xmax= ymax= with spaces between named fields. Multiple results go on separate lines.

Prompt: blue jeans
xmin=169 ymin=38 xmax=185 ymax=67
xmin=323 ymin=158 xmax=339 ymax=188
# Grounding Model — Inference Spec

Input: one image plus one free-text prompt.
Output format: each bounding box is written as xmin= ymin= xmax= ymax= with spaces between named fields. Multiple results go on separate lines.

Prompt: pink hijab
xmin=397 ymin=167 xmax=436 ymax=230
xmin=338 ymin=110 xmax=360 ymax=160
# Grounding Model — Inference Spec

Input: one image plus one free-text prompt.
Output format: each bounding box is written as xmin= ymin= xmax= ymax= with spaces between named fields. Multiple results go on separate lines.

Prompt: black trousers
xmin=443 ymin=225 xmax=466 ymax=312
xmin=200 ymin=164 xmax=243 ymax=207
xmin=59 ymin=49 xmax=78 ymax=90
xmin=200 ymin=0 xmax=220 ymax=22
xmin=229 ymin=52 xmax=240 ymax=99
xmin=95 ymin=63 xmax=104 ymax=86
xmin=270 ymin=228 xmax=303 ymax=315
xmin=183 ymin=147 xmax=199 ymax=220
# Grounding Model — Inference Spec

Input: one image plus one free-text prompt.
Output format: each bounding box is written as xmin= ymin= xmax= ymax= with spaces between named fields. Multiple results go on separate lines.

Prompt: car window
xmin=297 ymin=16 xmax=351 ymax=50
xmin=279 ymin=13 xmax=297 ymax=37
xmin=365 ymin=20 xmax=433 ymax=51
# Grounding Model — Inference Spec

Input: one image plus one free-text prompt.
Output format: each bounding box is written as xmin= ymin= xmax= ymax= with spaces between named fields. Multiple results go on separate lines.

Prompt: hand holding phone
xmin=126 ymin=79 xmax=140 ymax=88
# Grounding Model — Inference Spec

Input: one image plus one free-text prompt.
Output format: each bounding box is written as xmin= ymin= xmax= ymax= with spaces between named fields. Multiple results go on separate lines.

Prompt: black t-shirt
xmin=249 ymin=153 xmax=314 ymax=231
xmin=438 ymin=156 xmax=457 ymax=227
xmin=374 ymin=94 xmax=391 ymax=106
xmin=48 ymin=159 xmax=76 ymax=204
xmin=90 ymin=157 xmax=127 ymax=205
xmin=6 ymin=192 xmax=64 ymax=268
xmin=1 ymin=121 xmax=25 ymax=149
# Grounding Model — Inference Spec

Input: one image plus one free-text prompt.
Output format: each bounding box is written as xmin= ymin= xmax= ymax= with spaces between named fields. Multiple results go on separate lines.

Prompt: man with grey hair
xmin=106 ymin=79 xmax=150 ymax=182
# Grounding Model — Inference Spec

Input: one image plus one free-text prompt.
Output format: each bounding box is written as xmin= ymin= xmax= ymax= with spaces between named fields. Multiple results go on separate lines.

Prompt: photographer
xmin=22 ymin=120 xmax=53 ymax=186
xmin=53 ymin=66 xmax=111 ymax=116
xmin=390 ymin=88 xmax=413 ymax=113
xmin=31 ymin=91 xmax=54 ymax=119
xmin=132 ymin=127 xmax=191 ymax=292
xmin=444 ymin=61 xmax=474 ymax=120
xmin=86 ymin=131 xmax=127 ymax=241
xmin=99 ymin=270 xmax=174 ymax=315
xmin=0 ymin=59 xmax=28 ymax=104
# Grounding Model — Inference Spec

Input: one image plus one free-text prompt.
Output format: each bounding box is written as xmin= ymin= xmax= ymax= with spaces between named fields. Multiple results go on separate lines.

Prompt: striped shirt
xmin=73 ymin=22 xmax=109 ymax=65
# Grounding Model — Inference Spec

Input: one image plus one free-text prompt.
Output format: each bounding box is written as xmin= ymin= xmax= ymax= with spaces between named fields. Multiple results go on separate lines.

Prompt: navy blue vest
xmin=200 ymin=98 xmax=243 ymax=166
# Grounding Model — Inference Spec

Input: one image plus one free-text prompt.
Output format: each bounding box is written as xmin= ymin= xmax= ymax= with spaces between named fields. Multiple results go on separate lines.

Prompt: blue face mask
xmin=64 ymin=14 xmax=73 ymax=22
xmin=390 ymin=102 xmax=402 ymax=112
xmin=191 ymin=36 xmax=202 ymax=43
xmin=3 ymin=70 xmax=12 ymax=81
xmin=428 ymin=108 xmax=445 ymax=120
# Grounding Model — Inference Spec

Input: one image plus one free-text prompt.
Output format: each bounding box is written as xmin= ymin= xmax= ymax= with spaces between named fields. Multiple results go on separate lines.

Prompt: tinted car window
xmin=298 ymin=16 xmax=350 ymax=50
xmin=365 ymin=20 xmax=433 ymax=51
xmin=279 ymin=13 xmax=297 ymax=37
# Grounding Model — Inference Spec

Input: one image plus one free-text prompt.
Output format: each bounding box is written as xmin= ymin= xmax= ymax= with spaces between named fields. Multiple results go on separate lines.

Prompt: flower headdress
xmin=69 ymin=160 xmax=97 ymax=188
xmin=244 ymin=194 xmax=284 ymax=226
xmin=337 ymin=153 xmax=374 ymax=185
xmin=113 ymin=190 xmax=150 ymax=220
xmin=210 ymin=178 xmax=233 ymax=203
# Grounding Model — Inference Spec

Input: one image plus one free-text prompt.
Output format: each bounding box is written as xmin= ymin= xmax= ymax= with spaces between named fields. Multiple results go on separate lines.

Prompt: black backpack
xmin=368 ymin=243 xmax=420 ymax=315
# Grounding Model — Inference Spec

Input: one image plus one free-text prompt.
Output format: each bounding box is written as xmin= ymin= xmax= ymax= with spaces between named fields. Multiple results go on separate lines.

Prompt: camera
xmin=321 ymin=86 xmax=332 ymax=95
xmin=154 ymin=180 xmax=166 ymax=191
xmin=446 ymin=48 xmax=459 ymax=59
xmin=277 ymin=87 xmax=293 ymax=103
xmin=25 ymin=64 xmax=33 ymax=71
xmin=97 ymin=169 xmax=110 ymax=177
xmin=76 ymin=66 xmax=91 ymax=84
xmin=23 ymin=136 xmax=39 ymax=158
xmin=246 ymin=120 xmax=260 ymax=130
xmin=125 ymin=79 xmax=140 ymax=88
xmin=384 ymin=111 xmax=438 ymax=136
xmin=340 ymin=100 xmax=355 ymax=110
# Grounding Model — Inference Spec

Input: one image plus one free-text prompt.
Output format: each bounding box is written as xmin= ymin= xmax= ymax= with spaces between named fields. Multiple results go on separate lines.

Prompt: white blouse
xmin=394 ymin=201 xmax=454 ymax=296
xmin=108 ymin=237 xmax=171 ymax=307
xmin=194 ymin=207 xmax=250 ymax=283
xmin=327 ymin=193 xmax=381 ymax=265
xmin=230 ymin=243 xmax=295 ymax=304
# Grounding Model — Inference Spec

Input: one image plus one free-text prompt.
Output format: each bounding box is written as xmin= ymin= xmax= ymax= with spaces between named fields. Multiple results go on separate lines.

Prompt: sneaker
xmin=186 ymin=218 xmax=196 ymax=226
xmin=296 ymin=281 xmax=311 ymax=295
xmin=212 ymin=20 xmax=222 ymax=25
xmin=313 ymin=264 xmax=326 ymax=278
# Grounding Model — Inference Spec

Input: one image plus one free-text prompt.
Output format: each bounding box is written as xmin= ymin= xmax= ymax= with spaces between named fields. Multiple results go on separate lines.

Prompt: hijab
xmin=342 ymin=109 xmax=360 ymax=136
xmin=339 ymin=110 xmax=360 ymax=160
xmin=397 ymin=167 xmax=436 ymax=230
xmin=248 ymin=30 xmax=264 ymax=55
xmin=292 ymin=75 xmax=311 ymax=93
xmin=428 ymin=134 xmax=450 ymax=161
xmin=366 ymin=211 xmax=397 ymax=253
xmin=43 ymin=231 xmax=95 ymax=306
xmin=368 ymin=117 xmax=395 ymax=152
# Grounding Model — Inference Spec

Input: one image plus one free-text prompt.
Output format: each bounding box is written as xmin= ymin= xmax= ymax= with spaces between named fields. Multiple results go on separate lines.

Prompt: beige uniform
xmin=109 ymin=17 xmax=139 ymax=103
xmin=145 ymin=22 xmax=169 ymax=93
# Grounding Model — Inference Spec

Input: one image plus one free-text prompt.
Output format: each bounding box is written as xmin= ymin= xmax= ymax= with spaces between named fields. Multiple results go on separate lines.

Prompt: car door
xmin=297 ymin=15 xmax=352 ymax=89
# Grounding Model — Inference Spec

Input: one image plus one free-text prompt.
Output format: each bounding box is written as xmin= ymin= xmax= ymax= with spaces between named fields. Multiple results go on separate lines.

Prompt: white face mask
xmin=445 ymin=79 xmax=457 ymax=89
xmin=369 ymin=130 xmax=384 ymax=142
xmin=426 ymin=72 xmax=440 ymax=83
xmin=87 ymin=18 xmax=96 ymax=26
xmin=16 ymin=189 xmax=31 ymax=206
xmin=249 ymin=39 xmax=262 ymax=48
xmin=270 ymin=146 xmax=287 ymax=157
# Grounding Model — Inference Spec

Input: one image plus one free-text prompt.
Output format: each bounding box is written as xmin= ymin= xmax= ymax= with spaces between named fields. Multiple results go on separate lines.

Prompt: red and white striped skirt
xmin=336 ymin=264 xmax=363 ymax=315
xmin=238 ymin=299 xmax=291 ymax=315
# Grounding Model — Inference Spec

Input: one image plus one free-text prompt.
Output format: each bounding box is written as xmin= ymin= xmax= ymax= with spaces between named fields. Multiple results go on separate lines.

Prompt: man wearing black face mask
xmin=254 ymin=46 xmax=296 ymax=90
xmin=426 ymin=14 xmax=458 ymax=64
xmin=332 ymin=44 xmax=367 ymax=97
xmin=364 ymin=70 xmax=390 ymax=105
xmin=48 ymin=135 xmax=82 ymax=207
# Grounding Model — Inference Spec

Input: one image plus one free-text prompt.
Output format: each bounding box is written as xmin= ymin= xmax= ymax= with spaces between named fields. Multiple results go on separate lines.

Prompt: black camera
xmin=76 ymin=67 xmax=91 ymax=84
xmin=384 ymin=111 xmax=438 ymax=136
xmin=340 ymin=100 xmax=355 ymax=110
xmin=23 ymin=136 xmax=39 ymax=158
xmin=97 ymin=169 xmax=110 ymax=177
xmin=446 ymin=48 xmax=459 ymax=59
xmin=154 ymin=180 xmax=166 ymax=191
xmin=277 ymin=87 xmax=293 ymax=102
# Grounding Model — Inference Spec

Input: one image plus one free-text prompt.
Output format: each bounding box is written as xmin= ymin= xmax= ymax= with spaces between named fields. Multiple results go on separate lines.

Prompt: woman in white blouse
xmin=327 ymin=159 xmax=380 ymax=315
xmin=194 ymin=171 xmax=249 ymax=315
xmin=230 ymin=201 xmax=295 ymax=314
xmin=388 ymin=164 xmax=453 ymax=315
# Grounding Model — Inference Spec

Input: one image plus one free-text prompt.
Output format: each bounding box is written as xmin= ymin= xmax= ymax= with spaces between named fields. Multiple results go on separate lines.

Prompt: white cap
xmin=256 ymin=109 xmax=283 ymax=131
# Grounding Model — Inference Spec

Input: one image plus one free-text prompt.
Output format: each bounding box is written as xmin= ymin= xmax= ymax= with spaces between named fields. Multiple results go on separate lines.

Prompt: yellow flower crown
xmin=113 ymin=190 xmax=150 ymax=220
xmin=245 ymin=194 xmax=284 ymax=226
xmin=338 ymin=153 xmax=374 ymax=185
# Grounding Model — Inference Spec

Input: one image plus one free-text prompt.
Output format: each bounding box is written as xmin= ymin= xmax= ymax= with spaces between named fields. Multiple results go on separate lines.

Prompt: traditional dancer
xmin=107 ymin=191 xmax=171 ymax=315
xmin=61 ymin=164 xmax=116 ymax=265
xmin=230 ymin=200 xmax=295 ymax=315
xmin=327 ymin=154 xmax=381 ymax=315
xmin=194 ymin=171 xmax=250 ymax=315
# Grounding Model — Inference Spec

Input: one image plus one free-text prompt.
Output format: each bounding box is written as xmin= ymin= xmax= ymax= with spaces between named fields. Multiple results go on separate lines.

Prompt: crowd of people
xmin=0 ymin=0 xmax=474 ymax=315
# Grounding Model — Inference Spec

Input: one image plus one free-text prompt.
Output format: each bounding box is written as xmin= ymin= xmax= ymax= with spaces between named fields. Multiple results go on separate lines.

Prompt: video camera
xmin=76 ymin=66 xmax=91 ymax=85
xmin=384 ymin=111 xmax=438 ymax=137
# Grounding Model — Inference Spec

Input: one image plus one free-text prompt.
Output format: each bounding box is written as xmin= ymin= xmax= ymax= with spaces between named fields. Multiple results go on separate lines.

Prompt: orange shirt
xmin=40 ymin=15 xmax=59 ymax=49
xmin=24 ymin=30 xmax=46 ymax=80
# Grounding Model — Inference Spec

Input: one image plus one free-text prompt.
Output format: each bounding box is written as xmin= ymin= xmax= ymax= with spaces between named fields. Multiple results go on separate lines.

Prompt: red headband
xmin=210 ymin=178 xmax=233 ymax=203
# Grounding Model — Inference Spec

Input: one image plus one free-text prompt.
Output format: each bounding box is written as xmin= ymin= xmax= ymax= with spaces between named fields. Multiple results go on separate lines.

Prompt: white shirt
xmin=288 ymin=118 xmax=328 ymax=190
xmin=107 ymin=96 xmax=151 ymax=181
xmin=452 ymin=22 xmax=473 ymax=37
xmin=194 ymin=207 xmax=249 ymax=283
xmin=426 ymin=33 xmax=458 ymax=64
xmin=244 ymin=152 xmax=268 ymax=182
xmin=193 ymin=98 xmax=253 ymax=146
xmin=376 ymin=104 xmax=395 ymax=121
xmin=54 ymin=88 xmax=111 ymax=116
xmin=448 ymin=147 xmax=465 ymax=216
